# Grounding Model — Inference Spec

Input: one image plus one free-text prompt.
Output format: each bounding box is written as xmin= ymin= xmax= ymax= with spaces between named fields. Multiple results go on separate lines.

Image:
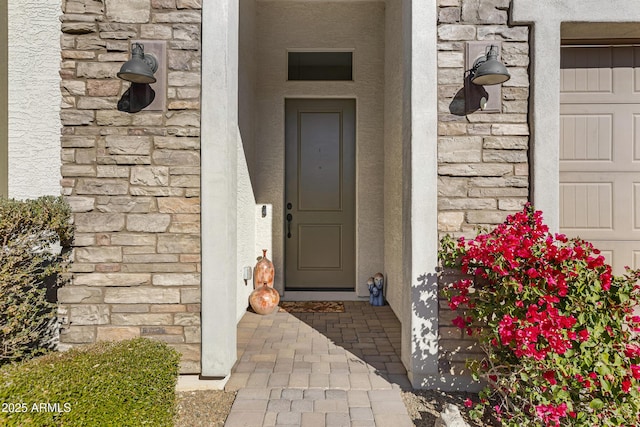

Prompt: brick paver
xmin=224 ymin=302 xmax=413 ymax=426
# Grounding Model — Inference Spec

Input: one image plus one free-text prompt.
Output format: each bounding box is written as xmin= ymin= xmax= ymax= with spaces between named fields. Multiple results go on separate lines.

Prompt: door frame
xmin=283 ymin=98 xmax=357 ymax=292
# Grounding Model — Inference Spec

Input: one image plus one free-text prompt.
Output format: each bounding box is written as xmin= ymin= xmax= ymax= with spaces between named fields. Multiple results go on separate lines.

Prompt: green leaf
xmin=554 ymin=389 xmax=570 ymax=401
xmin=613 ymin=353 xmax=623 ymax=367
xmin=580 ymin=341 xmax=595 ymax=351
xmin=596 ymin=364 xmax=611 ymax=376
xmin=590 ymin=398 xmax=604 ymax=410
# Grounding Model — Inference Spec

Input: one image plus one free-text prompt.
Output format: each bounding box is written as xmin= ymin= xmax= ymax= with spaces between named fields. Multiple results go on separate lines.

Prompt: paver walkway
xmin=224 ymin=301 xmax=414 ymax=427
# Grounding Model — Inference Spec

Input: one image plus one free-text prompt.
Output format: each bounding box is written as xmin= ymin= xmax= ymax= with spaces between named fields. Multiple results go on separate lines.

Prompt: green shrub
xmin=0 ymin=338 xmax=181 ymax=426
xmin=0 ymin=196 xmax=73 ymax=364
xmin=440 ymin=204 xmax=640 ymax=426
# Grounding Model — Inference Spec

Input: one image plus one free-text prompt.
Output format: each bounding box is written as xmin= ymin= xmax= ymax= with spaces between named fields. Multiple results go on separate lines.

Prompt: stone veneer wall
xmin=436 ymin=0 xmax=530 ymax=377
xmin=57 ymin=0 xmax=203 ymax=373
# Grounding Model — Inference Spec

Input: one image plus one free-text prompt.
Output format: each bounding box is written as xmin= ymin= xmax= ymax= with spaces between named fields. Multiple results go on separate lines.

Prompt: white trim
xmin=512 ymin=0 xmax=640 ymax=232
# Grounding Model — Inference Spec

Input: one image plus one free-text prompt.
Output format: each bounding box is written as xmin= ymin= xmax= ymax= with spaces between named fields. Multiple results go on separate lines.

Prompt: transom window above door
xmin=287 ymin=52 xmax=353 ymax=81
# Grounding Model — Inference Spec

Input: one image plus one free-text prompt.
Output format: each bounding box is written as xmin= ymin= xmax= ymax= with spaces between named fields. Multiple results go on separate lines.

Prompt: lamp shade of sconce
xmin=469 ymin=45 xmax=510 ymax=86
xmin=117 ymin=43 xmax=158 ymax=84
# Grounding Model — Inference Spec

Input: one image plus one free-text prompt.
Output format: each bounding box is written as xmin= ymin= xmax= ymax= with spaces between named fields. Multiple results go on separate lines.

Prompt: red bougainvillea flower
xmin=631 ymin=365 xmax=640 ymax=380
xmin=543 ymin=370 xmax=557 ymax=385
xmin=526 ymin=267 xmax=539 ymax=278
xmin=464 ymin=398 xmax=473 ymax=408
xmin=452 ymin=316 xmax=472 ymax=329
xmin=577 ymin=329 xmax=589 ymax=342
xmin=535 ymin=402 xmax=567 ymax=427
xmin=625 ymin=344 xmax=640 ymax=358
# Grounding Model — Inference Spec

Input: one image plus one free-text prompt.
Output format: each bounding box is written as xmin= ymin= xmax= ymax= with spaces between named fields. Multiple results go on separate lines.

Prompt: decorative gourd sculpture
xmin=253 ymin=249 xmax=274 ymax=289
xmin=249 ymin=285 xmax=280 ymax=315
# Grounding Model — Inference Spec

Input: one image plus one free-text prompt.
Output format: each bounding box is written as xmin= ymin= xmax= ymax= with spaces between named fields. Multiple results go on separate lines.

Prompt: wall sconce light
xmin=468 ymin=45 xmax=510 ymax=86
xmin=464 ymin=42 xmax=509 ymax=113
xmin=116 ymin=41 xmax=166 ymax=113
xmin=117 ymin=42 xmax=158 ymax=84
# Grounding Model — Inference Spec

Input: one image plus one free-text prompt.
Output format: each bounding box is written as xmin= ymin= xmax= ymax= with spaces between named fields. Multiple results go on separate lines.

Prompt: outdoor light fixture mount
xmin=462 ymin=42 xmax=509 ymax=114
xmin=117 ymin=42 xmax=158 ymax=84
xmin=116 ymin=40 xmax=166 ymax=113
xmin=467 ymin=44 xmax=511 ymax=86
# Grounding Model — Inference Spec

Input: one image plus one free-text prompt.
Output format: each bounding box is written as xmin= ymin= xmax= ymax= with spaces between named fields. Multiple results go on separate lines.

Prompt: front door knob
xmin=286 ymin=213 xmax=293 ymax=238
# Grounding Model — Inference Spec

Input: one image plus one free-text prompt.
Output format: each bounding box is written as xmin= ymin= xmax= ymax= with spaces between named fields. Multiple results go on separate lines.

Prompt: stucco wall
xmin=383 ymin=0 xmax=405 ymax=327
xmin=255 ymin=1 xmax=385 ymax=297
xmin=7 ymin=0 xmax=61 ymax=199
xmin=1 ymin=1 xmax=7 ymax=197
xmin=236 ymin=135 xmax=256 ymax=321
xmin=236 ymin=0 xmax=258 ymax=322
xmin=238 ymin=0 xmax=257 ymax=180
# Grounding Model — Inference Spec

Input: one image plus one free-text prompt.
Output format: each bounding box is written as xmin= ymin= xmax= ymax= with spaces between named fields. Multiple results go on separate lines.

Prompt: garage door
xmin=560 ymin=45 xmax=640 ymax=275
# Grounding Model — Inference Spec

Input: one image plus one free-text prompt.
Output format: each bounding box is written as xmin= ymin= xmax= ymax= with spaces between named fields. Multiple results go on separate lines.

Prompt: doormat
xmin=279 ymin=301 xmax=345 ymax=313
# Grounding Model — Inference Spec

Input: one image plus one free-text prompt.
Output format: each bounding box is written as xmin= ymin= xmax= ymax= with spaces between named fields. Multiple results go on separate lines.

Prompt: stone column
xmin=434 ymin=0 xmax=530 ymax=390
xmin=58 ymin=0 xmax=204 ymax=374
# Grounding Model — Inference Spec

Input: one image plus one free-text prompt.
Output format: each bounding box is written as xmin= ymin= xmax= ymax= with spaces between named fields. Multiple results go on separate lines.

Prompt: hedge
xmin=0 ymin=338 xmax=181 ymax=426
xmin=0 ymin=196 xmax=73 ymax=364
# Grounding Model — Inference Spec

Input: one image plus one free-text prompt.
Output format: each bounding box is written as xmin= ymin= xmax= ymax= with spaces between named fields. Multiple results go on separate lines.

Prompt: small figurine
xmin=368 ymin=273 xmax=385 ymax=306
xmin=367 ymin=277 xmax=375 ymax=305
